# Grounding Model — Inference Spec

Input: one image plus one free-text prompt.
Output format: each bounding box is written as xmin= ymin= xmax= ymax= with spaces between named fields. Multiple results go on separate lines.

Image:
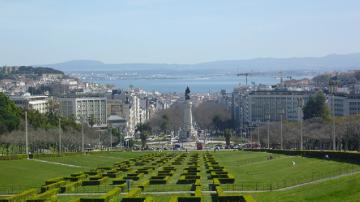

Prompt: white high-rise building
xmin=328 ymin=94 xmax=360 ymax=116
xmin=58 ymin=96 xmax=107 ymax=127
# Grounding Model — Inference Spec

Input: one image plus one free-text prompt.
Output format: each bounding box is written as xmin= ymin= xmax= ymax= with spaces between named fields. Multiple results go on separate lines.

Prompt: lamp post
xmin=329 ymin=80 xmax=337 ymax=151
xmin=280 ymin=109 xmax=284 ymax=150
xmin=58 ymin=117 xmax=62 ymax=155
xmin=109 ymin=126 xmax=113 ymax=151
xmin=257 ymin=120 xmax=260 ymax=147
xmin=267 ymin=113 xmax=270 ymax=149
xmin=297 ymin=97 xmax=304 ymax=150
xmin=332 ymin=94 xmax=336 ymax=150
xmin=25 ymin=111 xmax=29 ymax=159
xmin=81 ymin=116 xmax=84 ymax=154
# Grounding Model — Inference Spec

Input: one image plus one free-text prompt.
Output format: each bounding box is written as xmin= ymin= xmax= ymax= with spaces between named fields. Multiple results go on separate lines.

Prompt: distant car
xmin=233 ymin=145 xmax=240 ymax=149
xmin=215 ymin=144 xmax=223 ymax=149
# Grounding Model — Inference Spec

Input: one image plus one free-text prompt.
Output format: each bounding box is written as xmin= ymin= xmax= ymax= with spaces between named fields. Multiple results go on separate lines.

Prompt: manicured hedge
xmin=217 ymin=196 xmax=246 ymax=202
xmin=64 ymin=174 xmax=87 ymax=182
xmin=112 ymin=178 xmax=126 ymax=185
xmin=82 ymin=177 xmax=108 ymax=186
xmin=121 ymin=197 xmax=154 ymax=202
xmin=0 ymin=188 xmax=37 ymax=202
xmin=41 ymin=180 xmax=65 ymax=192
xmin=60 ymin=181 xmax=82 ymax=193
xmin=176 ymin=197 xmax=201 ymax=202
xmin=125 ymin=188 xmax=142 ymax=198
xmin=44 ymin=177 xmax=63 ymax=185
xmin=26 ymin=188 xmax=59 ymax=202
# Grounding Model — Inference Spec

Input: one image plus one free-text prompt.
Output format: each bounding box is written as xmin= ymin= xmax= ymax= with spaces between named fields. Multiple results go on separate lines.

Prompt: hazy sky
xmin=1 ymin=0 xmax=360 ymax=65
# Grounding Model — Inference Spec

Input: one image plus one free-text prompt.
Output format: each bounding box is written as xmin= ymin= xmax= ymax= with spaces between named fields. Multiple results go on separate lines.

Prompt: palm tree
xmin=224 ymin=129 xmax=232 ymax=147
xmin=135 ymin=123 xmax=152 ymax=149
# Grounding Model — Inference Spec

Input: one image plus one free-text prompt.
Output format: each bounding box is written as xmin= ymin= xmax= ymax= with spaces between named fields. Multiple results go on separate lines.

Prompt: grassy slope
xmin=37 ymin=151 xmax=145 ymax=168
xmin=0 ymin=151 xmax=144 ymax=191
xmin=252 ymin=173 xmax=360 ymax=202
xmin=213 ymin=151 xmax=359 ymax=187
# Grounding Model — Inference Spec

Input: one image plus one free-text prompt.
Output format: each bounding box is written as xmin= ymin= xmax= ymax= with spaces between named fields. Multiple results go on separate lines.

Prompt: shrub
xmin=26 ymin=188 xmax=59 ymax=202
xmin=218 ymin=178 xmax=235 ymax=184
xmin=125 ymin=188 xmax=142 ymax=198
xmin=82 ymin=177 xmax=108 ymax=186
xmin=112 ymin=178 xmax=126 ymax=185
xmin=60 ymin=181 xmax=82 ymax=193
xmin=243 ymin=195 xmax=256 ymax=202
xmin=41 ymin=181 xmax=66 ymax=192
xmin=44 ymin=177 xmax=63 ymax=185
xmin=121 ymin=197 xmax=153 ymax=202
xmin=217 ymin=196 xmax=246 ymax=202
xmin=176 ymin=197 xmax=201 ymax=202
xmin=0 ymin=188 xmax=37 ymax=202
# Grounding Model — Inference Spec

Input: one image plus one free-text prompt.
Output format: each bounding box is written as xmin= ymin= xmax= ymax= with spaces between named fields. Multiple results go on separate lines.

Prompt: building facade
xmin=232 ymin=89 xmax=313 ymax=128
xmin=328 ymin=94 xmax=360 ymax=116
xmin=11 ymin=94 xmax=49 ymax=114
xmin=59 ymin=96 xmax=107 ymax=127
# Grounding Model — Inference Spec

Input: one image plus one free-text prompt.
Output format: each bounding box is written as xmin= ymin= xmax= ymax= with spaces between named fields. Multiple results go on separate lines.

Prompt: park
xmin=0 ymin=150 xmax=359 ymax=202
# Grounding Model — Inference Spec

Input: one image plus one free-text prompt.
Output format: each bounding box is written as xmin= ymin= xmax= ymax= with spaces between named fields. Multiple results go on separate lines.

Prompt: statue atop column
xmin=185 ymin=86 xmax=191 ymax=100
xmin=181 ymin=86 xmax=197 ymax=143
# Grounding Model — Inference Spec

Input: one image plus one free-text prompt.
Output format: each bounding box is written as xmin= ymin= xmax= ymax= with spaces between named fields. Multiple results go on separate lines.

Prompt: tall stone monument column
xmin=183 ymin=87 xmax=196 ymax=140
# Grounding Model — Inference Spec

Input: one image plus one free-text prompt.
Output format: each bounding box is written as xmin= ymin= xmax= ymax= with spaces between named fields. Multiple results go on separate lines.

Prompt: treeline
xmin=147 ymin=100 xmax=231 ymax=134
xmin=0 ymin=92 xmax=79 ymax=134
xmin=256 ymin=116 xmax=360 ymax=151
xmin=312 ymin=70 xmax=360 ymax=87
xmin=0 ymin=93 xmax=108 ymax=155
xmin=1 ymin=66 xmax=64 ymax=76
xmin=255 ymin=92 xmax=360 ymax=151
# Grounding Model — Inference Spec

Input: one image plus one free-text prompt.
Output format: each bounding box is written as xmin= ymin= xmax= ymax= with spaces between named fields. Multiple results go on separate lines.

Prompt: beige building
xmin=11 ymin=94 xmax=49 ymax=114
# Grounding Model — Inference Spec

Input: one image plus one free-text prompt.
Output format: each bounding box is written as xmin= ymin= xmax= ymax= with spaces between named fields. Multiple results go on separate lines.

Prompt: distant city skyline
xmin=1 ymin=0 xmax=360 ymax=65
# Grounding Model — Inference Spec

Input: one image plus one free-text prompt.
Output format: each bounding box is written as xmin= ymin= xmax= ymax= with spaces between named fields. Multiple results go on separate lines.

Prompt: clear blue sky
xmin=1 ymin=0 xmax=360 ymax=65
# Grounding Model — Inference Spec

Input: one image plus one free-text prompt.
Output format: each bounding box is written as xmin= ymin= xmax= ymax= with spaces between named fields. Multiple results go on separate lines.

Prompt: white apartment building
xmin=107 ymin=91 xmax=143 ymax=137
xmin=59 ymin=96 xmax=107 ymax=127
xmin=232 ymin=89 xmax=313 ymax=127
xmin=11 ymin=94 xmax=49 ymax=114
xmin=328 ymin=94 xmax=360 ymax=116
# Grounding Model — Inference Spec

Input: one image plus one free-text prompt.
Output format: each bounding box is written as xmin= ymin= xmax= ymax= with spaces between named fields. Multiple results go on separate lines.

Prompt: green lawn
xmin=213 ymin=151 xmax=359 ymax=190
xmin=252 ymin=173 xmax=360 ymax=202
xmin=0 ymin=151 xmax=144 ymax=193
xmin=37 ymin=151 xmax=145 ymax=168
xmin=0 ymin=150 xmax=359 ymax=202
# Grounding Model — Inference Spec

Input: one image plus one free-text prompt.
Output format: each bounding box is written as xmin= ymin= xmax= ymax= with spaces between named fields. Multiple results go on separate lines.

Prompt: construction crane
xmin=274 ymin=71 xmax=293 ymax=87
xmin=237 ymin=73 xmax=251 ymax=86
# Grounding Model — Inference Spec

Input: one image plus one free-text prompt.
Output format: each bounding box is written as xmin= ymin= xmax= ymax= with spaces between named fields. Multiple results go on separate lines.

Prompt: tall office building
xmin=248 ymin=90 xmax=312 ymax=124
xmin=58 ymin=96 xmax=107 ymax=127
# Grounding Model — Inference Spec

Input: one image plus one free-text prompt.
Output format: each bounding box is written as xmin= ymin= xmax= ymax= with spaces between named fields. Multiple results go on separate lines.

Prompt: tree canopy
xmin=303 ymin=91 xmax=330 ymax=121
xmin=0 ymin=93 xmax=22 ymax=134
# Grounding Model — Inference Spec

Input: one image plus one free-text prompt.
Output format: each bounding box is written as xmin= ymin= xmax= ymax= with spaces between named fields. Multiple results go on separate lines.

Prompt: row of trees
xmin=146 ymin=91 xmax=360 ymax=151
xmin=0 ymin=92 xmax=113 ymax=155
xmin=255 ymin=116 xmax=360 ymax=151
xmin=253 ymin=92 xmax=360 ymax=150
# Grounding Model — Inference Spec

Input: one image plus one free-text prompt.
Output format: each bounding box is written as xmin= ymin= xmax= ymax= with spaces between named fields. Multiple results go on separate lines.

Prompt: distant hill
xmin=16 ymin=66 xmax=64 ymax=75
xmin=44 ymin=53 xmax=360 ymax=72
